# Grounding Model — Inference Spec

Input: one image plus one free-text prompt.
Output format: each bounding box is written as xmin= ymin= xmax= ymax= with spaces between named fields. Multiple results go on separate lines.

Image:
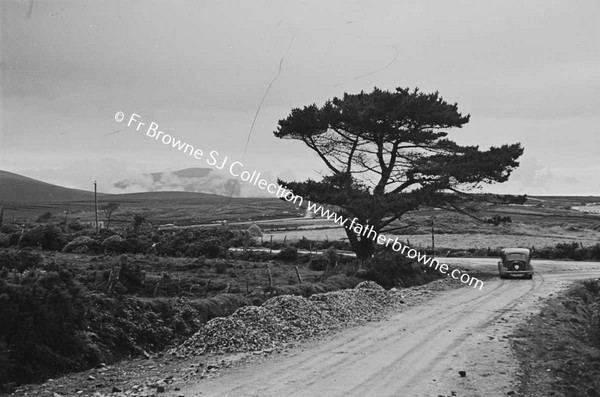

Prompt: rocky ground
xmin=9 ymin=279 xmax=455 ymax=397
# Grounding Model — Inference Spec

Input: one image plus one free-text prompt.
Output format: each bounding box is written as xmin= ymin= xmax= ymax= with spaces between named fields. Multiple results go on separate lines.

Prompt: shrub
xmin=329 ymin=240 xmax=352 ymax=251
xmin=308 ymin=255 xmax=330 ymax=271
xmin=101 ymin=235 xmax=126 ymax=253
xmin=18 ymin=224 xmax=67 ymax=251
xmin=62 ymin=236 xmax=99 ymax=254
xmin=0 ymin=264 xmax=88 ymax=390
xmin=66 ymin=219 xmax=85 ymax=231
xmin=277 ymin=246 xmax=298 ymax=262
xmin=0 ymin=249 xmax=44 ymax=272
xmin=294 ymin=237 xmax=313 ymax=250
xmin=0 ymin=233 xmax=9 ymax=248
xmin=122 ymin=235 xmax=151 ymax=254
xmin=324 ymin=247 xmax=339 ymax=264
xmin=156 ymin=227 xmax=246 ymax=258
xmin=119 ymin=260 xmax=145 ymax=291
xmin=365 ymin=251 xmax=443 ymax=289
xmin=186 ymin=237 xmax=224 ymax=258
xmin=246 ymin=224 xmax=263 ymax=238
xmin=36 ymin=212 xmax=54 ymax=223
xmin=214 ymin=260 xmax=228 ymax=274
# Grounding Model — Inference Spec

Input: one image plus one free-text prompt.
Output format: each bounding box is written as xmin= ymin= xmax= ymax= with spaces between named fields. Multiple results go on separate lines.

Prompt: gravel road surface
xmin=181 ymin=258 xmax=600 ymax=397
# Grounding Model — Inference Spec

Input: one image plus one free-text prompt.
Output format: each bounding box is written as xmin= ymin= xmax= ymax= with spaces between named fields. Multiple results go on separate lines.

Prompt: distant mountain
xmin=113 ymin=167 xmax=241 ymax=196
xmin=0 ymin=170 xmax=233 ymax=203
xmin=0 ymin=170 xmax=105 ymax=203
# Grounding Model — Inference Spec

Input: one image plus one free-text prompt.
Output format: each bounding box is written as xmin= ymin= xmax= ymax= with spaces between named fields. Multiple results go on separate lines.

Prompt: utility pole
xmin=63 ymin=202 xmax=70 ymax=231
xmin=431 ymin=215 xmax=435 ymax=254
xmin=94 ymin=180 xmax=99 ymax=234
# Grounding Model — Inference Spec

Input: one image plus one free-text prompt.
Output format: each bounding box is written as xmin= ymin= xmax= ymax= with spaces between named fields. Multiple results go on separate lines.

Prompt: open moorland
xmin=2 ymin=171 xmax=600 ymax=395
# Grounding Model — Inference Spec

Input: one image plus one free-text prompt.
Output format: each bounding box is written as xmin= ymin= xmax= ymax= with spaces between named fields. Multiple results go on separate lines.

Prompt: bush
xmin=277 ymin=246 xmax=298 ymax=262
xmin=186 ymin=237 xmax=224 ymax=258
xmin=294 ymin=237 xmax=313 ymax=250
xmin=0 ymin=264 xmax=88 ymax=390
xmin=0 ymin=249 xmax=44 ymax=272
xmin=267 ymin=275 xmax=362 ymax=298
xmin=365 ymin=251 xmax=444 ymax=289
xmin=246 ymin=224 xmax=263 ymax=238
xmin=0 ymin=260 xmax=251 ymax=392
xmin=66 ymin=219 xmax=85 ymax=231
xmin=18 ymin=224 xmax=67 ymax=251
xmin=36 ymin=212 xmax=54 ymax=223
xmin=308 ymin=255 xmax=330 ymax=271
xmin=214 ymin=260 xmax=228 ymax=274
xmin=102 ymin=234 xmax=126 ymax=254
xmin=62 ymin=236 xmax=100 ymax=254
xmin=534 ymin=242 xmax=600 ymax=261
xmin=119 ymin=260 xmax=145 ymax=291
xmin=122 ymin=235 xmax=151 ymax=254
xmin=0 ymin=233 xmax=9 ymax=248
xmin=155 ymin=227 xmax=246 ymax=258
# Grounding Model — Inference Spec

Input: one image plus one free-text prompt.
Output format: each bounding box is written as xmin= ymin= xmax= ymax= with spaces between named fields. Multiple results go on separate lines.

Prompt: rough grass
xmin=266 ymin=275 xmax=362 ymax=298
xmin=512 ymin=279 xmax=600 ymax=397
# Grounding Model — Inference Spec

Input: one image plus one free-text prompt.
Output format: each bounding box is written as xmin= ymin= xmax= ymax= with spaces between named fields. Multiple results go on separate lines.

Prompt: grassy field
xmin=5 ymin=194 xmax=600 ymax=251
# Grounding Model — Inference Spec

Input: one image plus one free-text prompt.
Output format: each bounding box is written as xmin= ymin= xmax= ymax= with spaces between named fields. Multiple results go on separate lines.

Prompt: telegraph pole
xmin=94 ymin=180 xmax=99 ymax=234
xmin=431 ymin=215 xmax=435 ymax=254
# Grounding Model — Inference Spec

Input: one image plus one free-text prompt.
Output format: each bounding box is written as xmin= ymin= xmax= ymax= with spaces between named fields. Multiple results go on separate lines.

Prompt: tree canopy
xmin=274 ymin=87 xmax=524 ymax=259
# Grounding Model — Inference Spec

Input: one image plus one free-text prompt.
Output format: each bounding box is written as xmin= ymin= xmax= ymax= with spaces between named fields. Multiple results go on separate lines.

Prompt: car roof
xmin=501 ymin=248 xmax=530 ymax=255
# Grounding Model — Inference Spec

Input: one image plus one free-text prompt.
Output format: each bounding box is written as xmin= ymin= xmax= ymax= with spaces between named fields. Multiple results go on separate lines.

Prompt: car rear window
xmin=506 ymin=253 xmax=526 ymax=261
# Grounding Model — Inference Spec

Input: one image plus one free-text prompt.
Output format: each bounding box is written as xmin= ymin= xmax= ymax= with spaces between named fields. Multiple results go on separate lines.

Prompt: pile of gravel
xmin=171 ymin=281 xmax=404 ymax=357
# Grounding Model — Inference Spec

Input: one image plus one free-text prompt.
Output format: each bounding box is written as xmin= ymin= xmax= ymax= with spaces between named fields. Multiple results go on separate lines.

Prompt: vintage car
xmin=498 ymin=248 xmax=534 ymax=279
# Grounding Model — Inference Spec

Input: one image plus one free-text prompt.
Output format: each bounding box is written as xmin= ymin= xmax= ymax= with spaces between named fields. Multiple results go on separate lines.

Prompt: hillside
xmin=0 ymin=170 xmax=107 ymax=203
xmin=0 ymin=170 xmax=236 ymax=204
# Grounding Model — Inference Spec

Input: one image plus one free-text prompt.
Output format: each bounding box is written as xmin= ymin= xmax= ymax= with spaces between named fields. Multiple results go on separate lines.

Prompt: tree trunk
xmin=344 ymin=224 xmax=376 ymax=260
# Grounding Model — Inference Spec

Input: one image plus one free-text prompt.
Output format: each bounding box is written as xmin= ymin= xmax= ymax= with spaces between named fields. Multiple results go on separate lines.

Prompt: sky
xmin=1 ymin=0 xmax=599 ymax=197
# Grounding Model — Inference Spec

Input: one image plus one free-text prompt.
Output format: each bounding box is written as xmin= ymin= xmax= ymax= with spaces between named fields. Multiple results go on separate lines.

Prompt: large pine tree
xmin=274 ymin=87 xmax=524 ymax=259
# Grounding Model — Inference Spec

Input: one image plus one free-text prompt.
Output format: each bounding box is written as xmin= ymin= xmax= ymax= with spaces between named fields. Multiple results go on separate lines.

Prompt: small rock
xmin=112 ymin=386 xmax=122 ymax=393
xmin=458 ymin=370 xmax=467 ymax=377
xmin=156 ymin=385 xmax=166 ymax=393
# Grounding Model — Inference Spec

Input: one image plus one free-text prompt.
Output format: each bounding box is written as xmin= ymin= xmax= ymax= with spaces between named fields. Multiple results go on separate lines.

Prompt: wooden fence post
xmin=294 ymin=266 xmax=303 ymax=284
xmin=107 ymin=265 xmax=121 ymax=294
xmin=267 ymin=267 xmax=273 ymax=286
xmin=204 ymin=279 xmax=211 ymax=298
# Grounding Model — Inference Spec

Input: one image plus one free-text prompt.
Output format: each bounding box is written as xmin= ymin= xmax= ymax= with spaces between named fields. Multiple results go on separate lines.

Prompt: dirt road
xmin=181 ymin=258 xmax=600 ymax=397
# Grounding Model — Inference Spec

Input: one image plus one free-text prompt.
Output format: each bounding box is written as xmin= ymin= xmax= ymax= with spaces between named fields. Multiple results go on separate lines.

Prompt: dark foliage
xmin=266 ymin=275 xmax=361 ymax=298
xmin=364 ymin=251 xmax=444 ymax=289
xmin=308 ymin=255 xmax=330 ymax=271
xmin=277 ymin=246 xmax=298 ymax=261
xmin=485 ymin=215 xmax=512 ymax=225
xmin=0 ymin=258 xmax=251 ymax=392
xmin=0 ymin=264 xmax=87 ymax=391
xmin=155 ymin=227 xmax=248 ymax=258
xmin=534 ymin=242 xmax=600 ymax=261
xmin=0 ymin=248 xmax=44 ymax=271
xmin=274 ymin=86 xmax=523 ymax=259
xmin=18 ymin=224 xmax=67 ymax=251
xmin=36 ymin=212 xmax=53 ymax=223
